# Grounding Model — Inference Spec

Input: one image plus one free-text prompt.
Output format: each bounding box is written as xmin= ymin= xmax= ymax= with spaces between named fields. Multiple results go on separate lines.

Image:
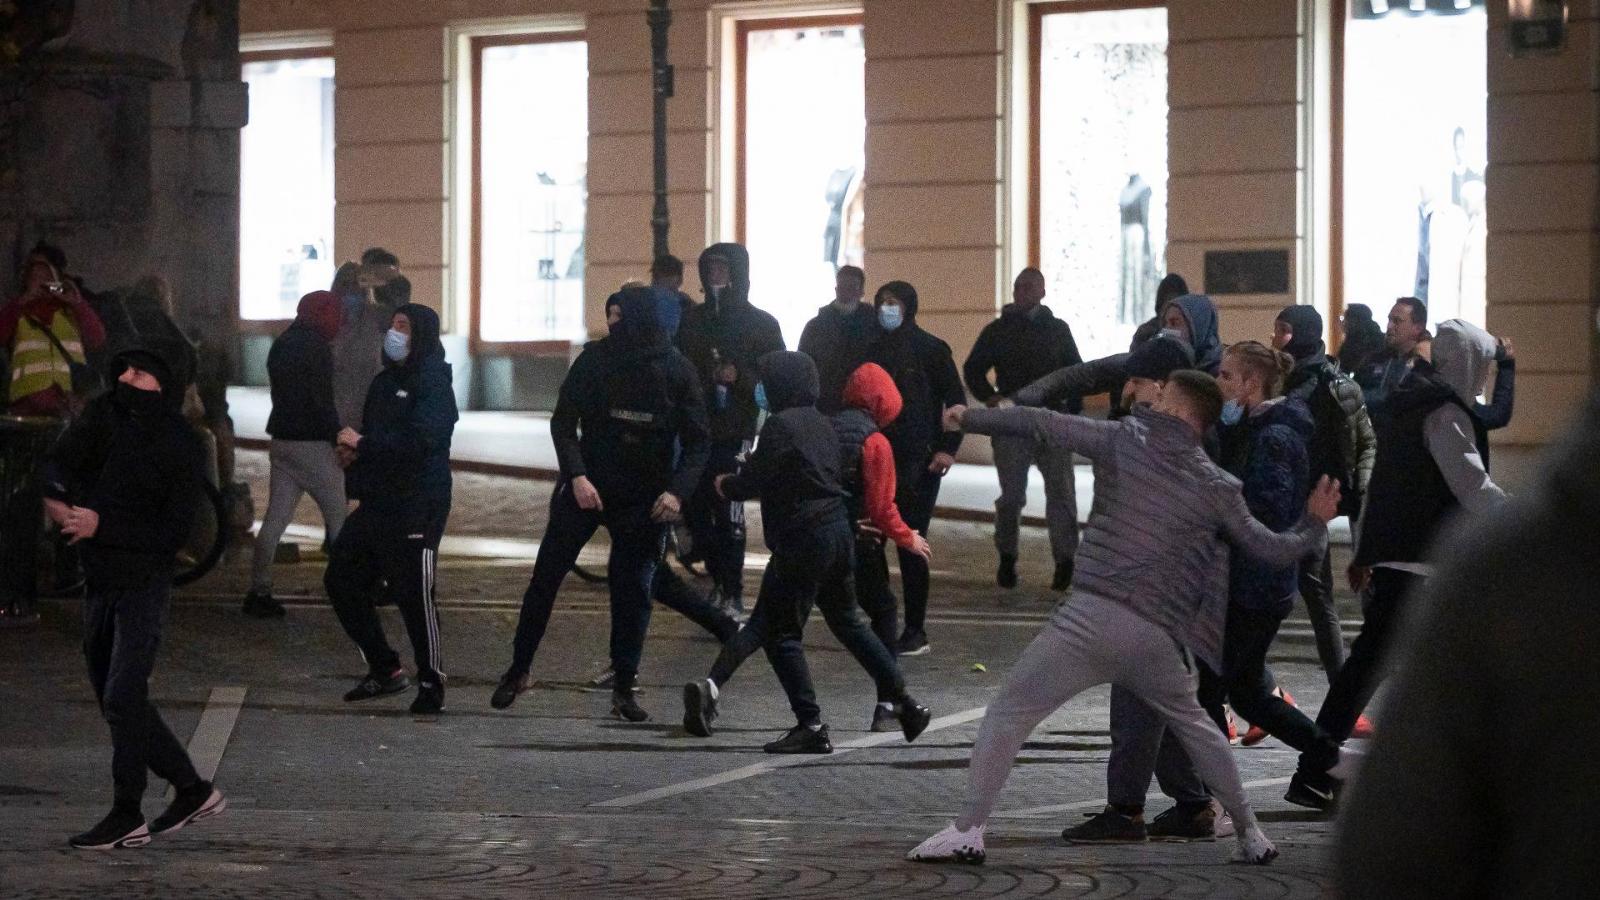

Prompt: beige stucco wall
xmin=241 ymin=0 xmax=1598 ymax=462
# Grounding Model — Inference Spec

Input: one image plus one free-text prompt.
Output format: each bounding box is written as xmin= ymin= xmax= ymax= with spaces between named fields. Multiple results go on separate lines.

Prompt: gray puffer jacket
xmin=962 ymin=405 xmax=1326 ymax=670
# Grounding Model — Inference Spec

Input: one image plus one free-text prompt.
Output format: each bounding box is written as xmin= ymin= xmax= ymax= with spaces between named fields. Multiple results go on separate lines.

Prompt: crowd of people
xmin=9 ymin=236 xmax=1527 ymax=869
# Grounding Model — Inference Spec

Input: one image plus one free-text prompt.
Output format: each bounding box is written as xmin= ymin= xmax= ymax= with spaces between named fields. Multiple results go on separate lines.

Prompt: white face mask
xmin=383 ymin=328 xmax=410 ymax=362
xmin=878 ymin=304 xmax=904 ymax=332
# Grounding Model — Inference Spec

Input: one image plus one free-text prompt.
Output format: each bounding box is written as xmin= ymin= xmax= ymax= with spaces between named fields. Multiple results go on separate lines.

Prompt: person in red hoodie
xmin=682 ymin=358 xmax=932 ymax=745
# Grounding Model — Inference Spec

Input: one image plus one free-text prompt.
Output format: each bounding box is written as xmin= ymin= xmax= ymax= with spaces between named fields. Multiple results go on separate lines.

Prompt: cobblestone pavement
xmin=0 ymin=454 xmax=1361 ymax=897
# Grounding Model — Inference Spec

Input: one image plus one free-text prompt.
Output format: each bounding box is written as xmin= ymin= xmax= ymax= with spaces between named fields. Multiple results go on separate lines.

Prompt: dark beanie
xmin=1275 ymin=305 xmax=1324 ymax=360
xmin=1126 ymin=333 xmax=1195 ymax=381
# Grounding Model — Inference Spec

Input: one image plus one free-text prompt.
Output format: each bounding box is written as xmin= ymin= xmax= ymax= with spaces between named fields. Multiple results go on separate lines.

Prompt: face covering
xmin=1219 ymin=399 xmax=1245 ymax=426
xmin=754 ymin=382 xmax=769 ymax=412
xmin=383 ymin=328 xmax=410 ymax=363
xmin=878 ymin=304 xmax=904 ymax=332
xmin=115 ymin=382 xmax=165 ymax=416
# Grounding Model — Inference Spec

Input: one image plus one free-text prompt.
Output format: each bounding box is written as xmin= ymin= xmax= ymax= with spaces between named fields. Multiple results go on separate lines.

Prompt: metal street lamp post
xmin=648 ymin=0 xmax=674 ymax=259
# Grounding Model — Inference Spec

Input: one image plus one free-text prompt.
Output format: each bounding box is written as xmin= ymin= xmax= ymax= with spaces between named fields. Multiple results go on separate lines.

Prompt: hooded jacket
xmin=265 ymin=291 xmax=342 ymax=443
xmin=552 ymin=287 xmax=709 ymax=509
xmin=960 ymin=404 xmax=1324 ymax=670
xmin=676 ymin=243 xmax=786 ymax=443
xmin=1278 ymin=305 xmax=1378 ymax=517
xmin=1220 ymin=396 xmax=1315 ymax=614
xmin=799 ymin=299 xmax=879 ymax=414
xmin=963 ymin=302 xmax=1083 ymax=412
xmin=345 ymin=303 xmax=458 ymax=506
xmin=1336 ymin=306 xmax=1386 ymax=377
xmin=1169 ymin=294 xmax=1222 ymax=374
xmin=1355 ymin=319 xmax=1505 ymax=568
xmin=719 ymin=350 xmax=846 ymax=549
xmin=43 ymin=340 xmax=205 ymax=591
xmin=833 ymin=363 xmax=918 ymax=550
xmin=865 ymin=283 xmax=965 ymax=472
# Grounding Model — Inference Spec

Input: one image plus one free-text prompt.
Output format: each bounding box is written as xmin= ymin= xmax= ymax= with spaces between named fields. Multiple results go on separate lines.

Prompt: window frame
xmin=238 ymin=46 xmax=337 ymax=332
xmin=732 ymin=13 xmax=866 ymax=246
xmin=468 ymin=30 xmax=589 ymax=356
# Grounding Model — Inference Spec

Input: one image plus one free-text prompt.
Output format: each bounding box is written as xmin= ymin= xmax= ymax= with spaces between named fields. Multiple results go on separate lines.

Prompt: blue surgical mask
xmin=879 ymin=304 xmax=904 ymax=332
xmin=1219 ymin=399 xmax=1245 ymax=426
xmin=754 ymin=382 xmax=769 ymax=412
xmin=383 ymin=328 xmax=410 ymax=363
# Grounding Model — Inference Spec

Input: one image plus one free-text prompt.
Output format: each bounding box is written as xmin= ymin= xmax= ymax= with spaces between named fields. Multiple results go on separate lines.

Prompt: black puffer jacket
xmin=676 ymin=243 xmax=786 ymax=443
xmin=866 ymin=283 xmax=964 ymax=473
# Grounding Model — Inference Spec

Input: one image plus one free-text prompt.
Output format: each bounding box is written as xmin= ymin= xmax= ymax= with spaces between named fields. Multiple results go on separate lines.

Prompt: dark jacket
xmin=719 ymin=351 xmax=846 ymax=550
xmin=1011 ymin=332 xmax=1196 ymax=416
xmin=963 ymin=303 xmax=1083 ymax=413
xmin=265 ymin=292 xmax=341 ymax=443
xmin=1168 ymin=294 xmax=1222 ymax=374
xmin=552 ymin=288 xmax=709 ymax=509
xmin=866 ymin=290 xmax=965 ymax=471
xmin=1474 ymin=357 xmax=1514 ymax=431
xmin=1219 ymin=397 xmax=1314 ymax=615
xmin=676 ymin=243 xmax=785 ymax=443
xmin=1354 ymin=344 xmax=1420 ymax=427
xmin=798 ymin=300 xmax=878 ymax=414
xmin=345 ymin=303 xmax=458 ymax=507
xmin=1336 ymin=320 xmax=1385 ymax=377
xmin=1336 ymin=392 xmax=1600 ymax=900
xmin=1283 ymin=344 xmax=1377 ymax=517
xmin=43 ymin=340 xmax=205 ymax=591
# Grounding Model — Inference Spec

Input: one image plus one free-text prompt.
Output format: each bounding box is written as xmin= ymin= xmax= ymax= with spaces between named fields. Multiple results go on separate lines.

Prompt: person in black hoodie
xmin=1273 ymin=305 xmax=1377 ymax=685
xmin=327 ymin=302 xmax=459 ymax=715
xmin=1335 ymin=303 xmax=1385 ymax=377
xmin=244 ymin=290 xmax=347 ymax=619
xmin=675 ymin=243 xmax=785 ymax=615
xmin=866 ymin=281 xmax=965 ymax=656
xmin=491 ymin=287 xmax=709 ymax=722
xmin=44 ymin=338 xmax=226 ymax=850
xmin=798 ymin=264 xmax=875 ymax=414
xmin=963 ymin=267 xmax=1083 ymax=592
xmin=682 ymin=350 xmax=900 ymax=754
xmin=1130 ymin=272 xmax=1190 ymax=351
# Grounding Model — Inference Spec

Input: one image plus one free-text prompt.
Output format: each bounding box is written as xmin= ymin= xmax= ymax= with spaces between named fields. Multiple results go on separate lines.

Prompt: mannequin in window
xmin=1119 ymin=174 xmax=1154 ymax=325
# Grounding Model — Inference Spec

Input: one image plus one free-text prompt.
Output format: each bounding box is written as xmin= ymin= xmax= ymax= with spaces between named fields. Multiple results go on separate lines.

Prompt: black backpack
xmin=1303 ymin=366 xmax=1361 ymax=518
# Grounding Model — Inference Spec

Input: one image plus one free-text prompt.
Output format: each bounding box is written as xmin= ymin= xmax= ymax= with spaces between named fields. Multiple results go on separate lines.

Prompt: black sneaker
xmin=150 ymin=782 xmax=226 ymax=835
xmin=896 ymin=629 xmax=930 ymax=657
xmin=996 ymin=554 xmax=1018 ymax=589
xmin=490 ymin=670 xmax=531 ymax=710
xmin=241 ymin=590 xmax=286 ymax=619
xmin=898 ymin=699 xmax=933 ymax=743
xmin=343 ymin=669 xmax=410 ymax=702
xmin=410 ymin=680 xmax=445 ymax=715
xmin=682 ymin=680 xmax=718 ymax=737
xmin=70 ymin=808 xmax=150 ymax=850
xmin=1062 ymin=807 xmax=1148 ymax=844
xmin=1147 ymin=801 xmax=1216 ymax=842
xmin=1052 ymin=559 xmax=1075 ymax=593
xmin=1285 ymin=769 xmax=1338 ymax=812
xmin=870 ymin=703 xmax=898 ymax=733
xmin=612 ymin=690 xmax=649 ymax=723
xmin=764 ymin=723 xmax=833 ymax=755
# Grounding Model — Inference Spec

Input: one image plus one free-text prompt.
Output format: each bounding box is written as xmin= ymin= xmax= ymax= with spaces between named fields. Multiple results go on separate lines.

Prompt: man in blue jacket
xmin=327 ymin=303 xmax=459 ymax=715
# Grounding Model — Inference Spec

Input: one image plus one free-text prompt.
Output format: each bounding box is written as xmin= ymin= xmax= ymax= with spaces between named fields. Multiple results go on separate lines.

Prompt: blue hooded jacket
xmin=346 ymin=302 xmax=459 ymax=506
xmin=1170 ymin=294 xmax=1223 ymax=375
xmin=1220 ymin=395 xmax=1314 ymax=614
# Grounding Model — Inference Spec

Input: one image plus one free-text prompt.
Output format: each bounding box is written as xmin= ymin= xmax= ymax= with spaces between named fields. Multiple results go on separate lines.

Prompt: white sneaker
xmin=907 ymin=821 xmax=986 ymax=864
xmin=1230 ymin=825 xmax=1278 ymax=865
xmin=1211 ymin=799 xmax=1235 ymax=839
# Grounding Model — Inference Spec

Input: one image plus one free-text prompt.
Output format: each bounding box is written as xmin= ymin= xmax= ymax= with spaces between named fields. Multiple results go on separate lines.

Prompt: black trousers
xmin=83 ymin=586 xmax=201 ymax=813
xmin=327 ymin=497 xmax=450 ymax=685
xmin=854 ymin=532 xmax=900 ymax=660
xmin=507 ymin=482 xmax=665 ymax=687
xmin=1198 ymin=603 xmax=1340 ymax=769
xmin=653 ymin=559 xmax=739 ymax=643
xmin=685 ymin=438 xmax=748 ymax=603
xmin=708 ymin=517 xmax=906 ymax=724
xmin=1300 ymin=568 xmax=1419 ymax=773
xmin=889 ymin=462 xmax=942 ymax=634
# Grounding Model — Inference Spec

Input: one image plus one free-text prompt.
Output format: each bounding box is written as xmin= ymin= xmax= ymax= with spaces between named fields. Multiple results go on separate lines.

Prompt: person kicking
xmin=907 ymin=370 xmax=1339 ymax=866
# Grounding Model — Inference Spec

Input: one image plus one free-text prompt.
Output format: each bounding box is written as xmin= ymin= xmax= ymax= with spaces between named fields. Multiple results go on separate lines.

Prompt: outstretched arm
xmin=1010 ymin=353 xmax=1129 ymax=409
xmin=955 ymin=405 xmax=1118 ymax=462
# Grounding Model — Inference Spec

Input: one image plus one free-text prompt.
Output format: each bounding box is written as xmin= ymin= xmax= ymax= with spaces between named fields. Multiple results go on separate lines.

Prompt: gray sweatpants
xmin=957 ymin=592 xmax=1256 ymax=832
xmin=250 ymin=439 xmax=348 ymax=593
xmin=992 ymin=434 xmax=1078 ymax=563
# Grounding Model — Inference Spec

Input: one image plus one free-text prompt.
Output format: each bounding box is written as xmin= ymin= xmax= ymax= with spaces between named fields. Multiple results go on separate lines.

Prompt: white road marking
xmin=994 ymin=776 xmax=1293 ymax=819
xmin=169 ymin=686 xmax=247 ymax=797
xmin=592 ymin=705 xmax=990 ymax=809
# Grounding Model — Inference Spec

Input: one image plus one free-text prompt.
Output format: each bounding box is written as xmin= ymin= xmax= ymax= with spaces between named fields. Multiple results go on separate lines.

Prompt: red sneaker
xmin=1351 ymin=715 xmax=1375 ymax=739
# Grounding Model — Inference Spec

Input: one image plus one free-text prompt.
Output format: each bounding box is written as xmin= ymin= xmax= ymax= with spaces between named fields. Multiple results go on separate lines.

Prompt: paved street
xmin=0 ymin=453 xmax=1361 ymax=897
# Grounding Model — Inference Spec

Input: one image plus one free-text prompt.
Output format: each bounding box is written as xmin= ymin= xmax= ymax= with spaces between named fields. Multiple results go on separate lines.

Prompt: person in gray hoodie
xmin=908 ymin=370 xmax=1340 ymax=867
xmin=1287 ymin=319 xmax=1507 ymax=810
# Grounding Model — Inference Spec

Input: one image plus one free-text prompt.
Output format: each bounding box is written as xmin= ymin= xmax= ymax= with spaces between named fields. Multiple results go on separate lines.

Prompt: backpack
xmin=1303 ymin=366 xmax=1360 ymax=518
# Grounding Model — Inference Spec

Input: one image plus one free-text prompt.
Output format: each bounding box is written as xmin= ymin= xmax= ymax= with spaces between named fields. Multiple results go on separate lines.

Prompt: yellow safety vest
xmin=8 ymin=308 xmax=85 ymax=403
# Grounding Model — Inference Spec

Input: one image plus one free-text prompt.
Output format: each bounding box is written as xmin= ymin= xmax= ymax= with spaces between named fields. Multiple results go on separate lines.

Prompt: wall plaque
xmin=1204 ymin=250 xmax=1291 ymax=295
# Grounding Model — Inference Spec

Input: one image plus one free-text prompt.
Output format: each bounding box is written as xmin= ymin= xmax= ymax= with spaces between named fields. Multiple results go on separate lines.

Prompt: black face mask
xmin=115 ymin=382 xmax=165 ymax=416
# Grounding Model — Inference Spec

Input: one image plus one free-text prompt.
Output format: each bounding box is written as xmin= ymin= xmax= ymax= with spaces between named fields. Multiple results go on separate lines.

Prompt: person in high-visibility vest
xmin=0 ymin=253 xmax=107 ymax=417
